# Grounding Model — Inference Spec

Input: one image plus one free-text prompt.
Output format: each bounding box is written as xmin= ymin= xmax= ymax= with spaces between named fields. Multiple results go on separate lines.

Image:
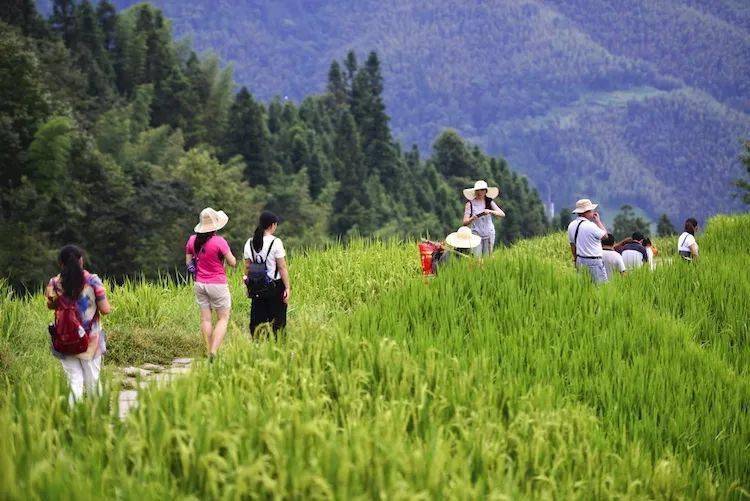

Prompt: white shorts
xmin=194 ymin=282 xmax=232 ymax=311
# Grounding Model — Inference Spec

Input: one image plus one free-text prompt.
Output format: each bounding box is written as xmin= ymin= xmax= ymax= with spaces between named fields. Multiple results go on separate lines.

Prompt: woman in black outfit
xmin=243 ymin=211 xmax=291 ymax=337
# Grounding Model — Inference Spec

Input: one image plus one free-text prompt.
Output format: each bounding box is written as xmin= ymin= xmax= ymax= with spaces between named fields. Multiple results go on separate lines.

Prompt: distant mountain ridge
xmin=102 ymin=0 xmax=750 ymax=222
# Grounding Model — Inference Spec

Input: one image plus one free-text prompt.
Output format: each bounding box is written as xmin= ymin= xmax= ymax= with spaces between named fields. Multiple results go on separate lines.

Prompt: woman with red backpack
xmin=185 ymin=207 xmax=237 ymax=360
xmin=243 ymin=211 xmax=290 ymax=338
xmin=45 ymin=245 xmax=111 ymax=401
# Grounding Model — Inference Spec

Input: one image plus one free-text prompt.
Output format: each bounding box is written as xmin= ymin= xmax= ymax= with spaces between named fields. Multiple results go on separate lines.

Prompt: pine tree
xmin=332 ymin=110 xmax=369 ymax=235
xmin=344 ymin=50 xmax=357 ymax=96
xmin=224 ymin=87 xmax=274 ymax=186
xmin=50 ymin=0 xmax=77 ymax=47
xmin=1 ymin=0 xmax=47 ymax=37
xmin=737 ymin=140 xmax=750 ymax=205
xmin=96 ymin=0 xmax=117 ymax=51
xmin=613 ymin=204 xmax=651 ymax=240
xmin=657 ymin=214 xmax=677 ymax=237
xmin=326 ymin=60 xmax=347 ymax=108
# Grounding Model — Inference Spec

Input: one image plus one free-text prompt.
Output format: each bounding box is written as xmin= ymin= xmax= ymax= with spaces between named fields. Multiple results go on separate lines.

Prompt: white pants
xmin=59 ymin=355 xmax=102 ymax=401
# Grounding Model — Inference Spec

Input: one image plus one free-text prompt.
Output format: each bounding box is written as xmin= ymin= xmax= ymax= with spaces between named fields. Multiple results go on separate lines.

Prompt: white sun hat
xmin=194 ymin=207 xmax=229 ymax=233
xmin=571 ymin=198 xmax=599 ymax=214
xmin=445 ymin=226 xmax=482 ymax=249
xmin=463 ymin=180 xmax=500 ymax=200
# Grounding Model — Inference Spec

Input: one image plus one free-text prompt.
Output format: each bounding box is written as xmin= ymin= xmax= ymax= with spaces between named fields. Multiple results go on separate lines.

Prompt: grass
xmin=0 ymin=217 xmax=748 ymax=499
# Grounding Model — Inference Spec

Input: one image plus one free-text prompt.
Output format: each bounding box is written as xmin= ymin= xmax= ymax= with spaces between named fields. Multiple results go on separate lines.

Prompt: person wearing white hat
xmin=185 ymin=207 xmax=238 ymax=359
xmin=445 ymin=225 xmax=482 ymax=251
xmin=462 ymin=180 xmax=505 ymax=256
xmin=567 ymin=198 xmax=609 ymax=284
xmin=433 ymin=226 xmax=481 ymax=272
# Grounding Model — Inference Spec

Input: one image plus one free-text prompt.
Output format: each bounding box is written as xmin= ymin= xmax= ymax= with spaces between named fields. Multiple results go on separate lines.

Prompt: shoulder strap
xmin=679 ymin=233 xmax=690 ymax=249
xmin=573 ymin=219 xmax=585 ymax=257
xmin=466 ymin=201 xmax=473 ymax=217
xmin=264 ymin=238 xmax=276 ymax=262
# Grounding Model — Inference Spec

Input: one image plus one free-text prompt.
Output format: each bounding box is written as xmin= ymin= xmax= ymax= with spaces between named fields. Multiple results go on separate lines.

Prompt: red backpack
xmin=51 ymin=294 xmax=90 ymax=355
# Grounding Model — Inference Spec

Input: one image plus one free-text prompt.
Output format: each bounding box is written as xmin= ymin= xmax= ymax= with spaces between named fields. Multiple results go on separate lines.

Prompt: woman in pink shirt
xmin=186 ymin=208 xmax=237 ymax=359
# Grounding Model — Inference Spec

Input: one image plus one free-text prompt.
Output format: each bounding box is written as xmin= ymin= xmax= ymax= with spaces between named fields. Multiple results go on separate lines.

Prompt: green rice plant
xmin=0 ymin=216 xmax=748 ymax=498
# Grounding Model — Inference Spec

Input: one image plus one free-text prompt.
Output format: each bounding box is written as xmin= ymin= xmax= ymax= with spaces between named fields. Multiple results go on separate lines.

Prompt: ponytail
xmin=253 ymin=211 xmax=280 ymax=253
xmin=684 ymin=217 xmax=698 ymax=235
xmin=59 ymin=245 xmax=85 ymax=299
xmin=194 ymin=231 xmax=215 ymax=256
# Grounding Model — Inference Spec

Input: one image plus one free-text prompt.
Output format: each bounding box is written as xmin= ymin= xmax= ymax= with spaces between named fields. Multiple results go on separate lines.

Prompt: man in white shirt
xmin=601 ymin=233 xmax=626 ymax=277
xmin=567 ymin=198 xmax=609 ymax=283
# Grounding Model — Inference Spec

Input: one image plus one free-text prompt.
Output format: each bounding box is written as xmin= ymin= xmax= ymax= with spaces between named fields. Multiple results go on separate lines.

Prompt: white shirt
xmin=243 ymin=235 xmax=286 ymax=280
xmin=678 ymin=232 xmax=697 ymax=254
xmin=602 ymin=249 xmax=626 ymax=276
xmin=567 ymin=217 xmax=606 ymax=258
xmin=645 ymin=247 xmax=655 ymax=270
xmin=622 ymin=250 xmax=645 ymax=270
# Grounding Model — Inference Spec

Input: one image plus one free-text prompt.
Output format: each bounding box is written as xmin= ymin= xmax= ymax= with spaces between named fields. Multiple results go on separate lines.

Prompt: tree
xmin=96 ymin=0 xmax=117 ymax=51
xmin=0 ymin=23 xmax=51 ymax=187
xmin=326 ymin=60 xmax=347 ymax=109
xmin=657 ymin=214 xmax=676 ymax=237
xmin=1 ymin=0 xmax=47 ymax=37
xmin=223 ymin=87 xmax=275 ymax=186
xmin=555 ymin=207 xmax=573 ymax=231
xmin=737 ymin=140 xmax=750 ymax=205
xmin=50 ymin=0 xmax=77 ymax=47
xmin=612 ymin=204 xmax=651 ymax=240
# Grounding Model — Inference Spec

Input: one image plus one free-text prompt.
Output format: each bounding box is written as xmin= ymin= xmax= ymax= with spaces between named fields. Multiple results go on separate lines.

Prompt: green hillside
xmin=0 ymin=2 xmax=550 ymax=291
xmin=104 ymin=0 xmax=750 ymax=223
xmin=2 ymin=214 xmax=748 ymax=498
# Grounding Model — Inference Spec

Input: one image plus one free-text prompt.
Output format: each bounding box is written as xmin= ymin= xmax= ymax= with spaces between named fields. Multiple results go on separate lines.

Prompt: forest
xmin=107 ymin=0 xmax=750 ymax=223
xmin=0 ymin=1 xmax=549 ymax=290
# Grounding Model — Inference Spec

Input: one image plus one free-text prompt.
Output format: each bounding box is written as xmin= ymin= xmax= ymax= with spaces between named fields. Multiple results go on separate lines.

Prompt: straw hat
xmin=194 ymin=207 xmax=229 ymax=233
xmin=445 ymin=226 xmax=481 ymax=249
xmin=464 ymin=180 xmax=499 ymax=200
xmin=572 ymin=198 xmax=599 ymax=214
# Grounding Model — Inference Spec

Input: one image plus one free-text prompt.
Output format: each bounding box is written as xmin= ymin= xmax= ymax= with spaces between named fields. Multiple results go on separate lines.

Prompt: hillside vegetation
xmin=0 ymin=1 xmax=549 ymax=291
xmin=1 ymin=214 xmax=748 ymax=498
xmin=108 ymin=0 xmax=750 ymax=222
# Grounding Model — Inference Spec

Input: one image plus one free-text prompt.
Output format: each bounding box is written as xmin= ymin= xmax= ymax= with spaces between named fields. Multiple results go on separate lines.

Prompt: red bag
xmin=51 ymin=295 xmax=90 ymax=355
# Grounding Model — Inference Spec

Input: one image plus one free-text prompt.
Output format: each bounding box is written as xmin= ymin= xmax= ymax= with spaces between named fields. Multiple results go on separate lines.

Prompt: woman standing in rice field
xmin=243 ymin=211 xmax=290 ymax=338
xmin=186 ymin=207 xmax=237 ymax=360
xmin=462 ymin=180 xmax=505 ymax=256
xmin=677 ymin=217 xmax=699 ymax=261
xmin=45 ymin=245 xmax=111 ymax=402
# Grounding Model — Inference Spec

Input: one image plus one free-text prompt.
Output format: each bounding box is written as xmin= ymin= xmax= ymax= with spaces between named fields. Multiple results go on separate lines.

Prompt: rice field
xmin=0 ymin=216 xmax=748 ymax=499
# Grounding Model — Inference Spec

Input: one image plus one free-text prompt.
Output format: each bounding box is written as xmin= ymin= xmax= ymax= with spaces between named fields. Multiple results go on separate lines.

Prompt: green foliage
xmin=657 ymin=213 xmax=677 ymax=237
xmin=612 ymin=204 xmax=651 ymax=240
xmin=0 ymin=216 xmax=748 ymax=497
xmin=115 ymin=0 xmax=750 ymax=224
xmin=0 ymin=2 xmax=549 ymax=292
xmin=737 ymin=139 xmax=750 ymax=206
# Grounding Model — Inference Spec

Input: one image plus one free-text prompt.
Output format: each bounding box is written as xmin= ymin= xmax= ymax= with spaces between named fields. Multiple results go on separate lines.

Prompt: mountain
xmin=103 ymin=0 xmax=750 ymax=223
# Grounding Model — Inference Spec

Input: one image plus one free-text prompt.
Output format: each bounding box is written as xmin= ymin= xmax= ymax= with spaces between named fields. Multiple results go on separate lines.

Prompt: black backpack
xmin=245 ymin=239 xmax=279 ymax=300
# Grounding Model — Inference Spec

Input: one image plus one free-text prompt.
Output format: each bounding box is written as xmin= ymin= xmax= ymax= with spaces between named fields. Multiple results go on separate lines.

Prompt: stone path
xmin=117 ymin=357 xmax=193 ymax=420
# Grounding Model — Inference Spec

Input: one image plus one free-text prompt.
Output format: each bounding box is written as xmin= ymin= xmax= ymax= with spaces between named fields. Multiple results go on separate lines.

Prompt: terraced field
xmin=1 ymin=215 xmax=748 ymax=498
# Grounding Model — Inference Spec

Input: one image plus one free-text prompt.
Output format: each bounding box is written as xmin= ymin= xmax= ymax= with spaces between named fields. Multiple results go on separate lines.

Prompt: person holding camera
xmin=185 ymin=207 xmax=237 ymax=360
xmin=462 ymin=180 xmax=506 ymax=256
xmin=568 ymin=198 xmax=609 ymax=284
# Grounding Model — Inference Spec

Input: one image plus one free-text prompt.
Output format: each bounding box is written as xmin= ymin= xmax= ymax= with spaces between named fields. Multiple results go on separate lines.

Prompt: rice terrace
xmin=2 ymin=0 xmax=750 ymax=499
xmin=0 ymin=215 xmax=747 ymax=498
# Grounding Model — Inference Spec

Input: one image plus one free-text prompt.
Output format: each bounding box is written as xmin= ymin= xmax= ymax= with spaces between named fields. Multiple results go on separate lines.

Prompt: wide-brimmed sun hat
xmin=445 ymin=226 xmax=481 ymax=249
xmin=194 ymin=207 xmax=229 ymax=233
xmin=572 ymin=198 xmax=599 ymax=214
xmin=463 ymin=180 xmax=499 ymax=200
